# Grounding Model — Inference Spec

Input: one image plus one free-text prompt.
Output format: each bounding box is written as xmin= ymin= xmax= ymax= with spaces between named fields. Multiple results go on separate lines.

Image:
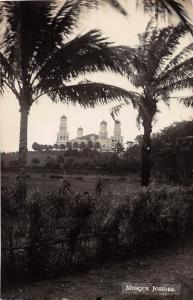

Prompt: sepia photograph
xmin=1 ymin=0 xmax=193 ymax=299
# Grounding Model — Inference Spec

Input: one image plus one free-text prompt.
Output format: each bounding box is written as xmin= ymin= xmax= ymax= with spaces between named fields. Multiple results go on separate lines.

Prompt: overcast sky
xmin=0 ymin=0 xmax=193 ymax=152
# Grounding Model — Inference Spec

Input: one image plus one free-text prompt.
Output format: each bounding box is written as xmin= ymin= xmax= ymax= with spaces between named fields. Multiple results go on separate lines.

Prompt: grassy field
xmin=2 ymin=170 xmax=193 ymax=299
xmin=3 ymin=240 xmax=193 ymax=299
xmin=1 ymin=170 xmax=140 ymax=195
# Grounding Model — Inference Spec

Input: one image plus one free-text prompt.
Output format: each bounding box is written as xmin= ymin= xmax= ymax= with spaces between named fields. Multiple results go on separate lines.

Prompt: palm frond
xmin=126 ymin=24 xmax=191 ymax=87
xmin=160 ymin=0 xmax=193 ymax=32
xmin=158 ymin=42 xmax=193 ymax=77
xmin=0 ymin=52 xmax=20 ymax=97
xmin=46 ymin=82 xmax=133 ymax=108
xmin=35 ymin=31 xmax=129 ymax=88
xmin=111 ymin=103 xmax=126 ymax=121
xmin=158 ymin=56 xmax=193 ymax=88
xmin=157 ymin=89 xmax=170 ymax=105
xmin=146 ymin=25 xmax=188 ymax=78
xmin=126 ymin=25 xmax=187 ymax=84
xmin=89 ymin=0 xmax=127 ymax=16
xmin=159 ymin=76 xmax=193 ymax=94
xmin=1 ymin=1 xmax=97 ymax=76
xmin=50 ymin=0 xmax=96 ymax=40
xmin=106 ymin=0 xmax=127 ymax=16
xmin=110 ymin=90 xmax=142 ymax=120
xmin=117 ymin=46 xmax=147 ymax=85
xmin=0 ymin=69 xmax=5 ymax=96
xmin=154 ymin=25 xmax=191 ymax=78
xmin=1 ymin=1 xmax=53 ymax=74
xmin=0 ymin=52 xmax=15 ymax=80
xmin=137 ymin=0 xmax=193 ymax=32
xmin=178 ymin=95 xmax=193 ymax=107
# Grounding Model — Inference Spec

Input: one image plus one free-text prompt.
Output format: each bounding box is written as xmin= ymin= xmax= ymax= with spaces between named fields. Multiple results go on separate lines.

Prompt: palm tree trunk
xmin=19 ymin=104 xmax=30 ymax=166
xmin=141 ymin=119 xmax=152 ymax=186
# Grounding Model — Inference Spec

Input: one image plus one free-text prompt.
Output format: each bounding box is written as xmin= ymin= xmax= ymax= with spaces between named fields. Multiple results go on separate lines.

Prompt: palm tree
xmin=0 ymin=1 xmax=130 ymax=165
xmin=111 ymin=23 xmax=193 ymax=186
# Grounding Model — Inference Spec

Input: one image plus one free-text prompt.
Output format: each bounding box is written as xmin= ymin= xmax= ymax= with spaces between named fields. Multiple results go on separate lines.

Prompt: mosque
xmin=56 ymin=115 xmax=123 ymax=151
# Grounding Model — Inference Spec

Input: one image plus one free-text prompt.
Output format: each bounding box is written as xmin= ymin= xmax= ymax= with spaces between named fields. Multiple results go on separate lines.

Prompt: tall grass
xmin=2 ymin=177 xmax=193 ymax=285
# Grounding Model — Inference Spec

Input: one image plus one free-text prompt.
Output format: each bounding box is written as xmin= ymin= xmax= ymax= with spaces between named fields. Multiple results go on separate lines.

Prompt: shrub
xmin=1 ymin=183 xmax=193 ymax=284
xmin=31 ymin=158 xmax=40 ymax=167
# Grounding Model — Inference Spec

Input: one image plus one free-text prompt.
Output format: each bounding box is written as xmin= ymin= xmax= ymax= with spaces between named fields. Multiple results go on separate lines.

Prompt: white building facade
xmin=56 ymin=115 xmax=69 ymax=145
xmin=56 ymin=116 xmax=123 ymax=151
xmin=111 ymin=121 xmax=124 ymax=149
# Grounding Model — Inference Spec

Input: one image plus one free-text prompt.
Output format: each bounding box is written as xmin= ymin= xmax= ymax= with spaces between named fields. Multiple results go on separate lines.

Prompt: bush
xmin=49 ymin=175 xmax=63 ymax=179
xmin=2 ymin=182 xmax=193 ymax=284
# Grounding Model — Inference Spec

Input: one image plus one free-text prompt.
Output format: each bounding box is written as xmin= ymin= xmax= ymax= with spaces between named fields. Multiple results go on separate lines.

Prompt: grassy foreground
xmin=2 ymin=174 xmax=193 ymax=289
xmin=2 ymin=240 xmax=193 ymax=299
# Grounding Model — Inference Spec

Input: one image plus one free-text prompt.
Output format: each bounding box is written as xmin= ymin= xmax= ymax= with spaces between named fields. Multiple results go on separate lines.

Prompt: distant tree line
xmin=31 ymin=146 xmax=128 ymax=175
xmin=29 ymin=140 xmax=131 ymax=174
xmin=3 ymin=120 xmax=193 ymax=180
xmin=32 ymin=141 xmax=101 ymax=152
xmin=32 ymin=140 xmax=124 ymax=153
xmin=128 ymin=120 xmax=193 ymax=184
xmin=151 ymin=120 xmax=193 ymax=184
xmin=26 ymin=120 xmax=193 ymax=180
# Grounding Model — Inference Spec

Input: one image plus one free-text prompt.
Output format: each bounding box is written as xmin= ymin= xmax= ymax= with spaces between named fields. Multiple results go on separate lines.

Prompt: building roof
xmin=70 ymin=134 xmax=99 ymax=142
xmin=78 ymin=134 xmax=99 ymax=140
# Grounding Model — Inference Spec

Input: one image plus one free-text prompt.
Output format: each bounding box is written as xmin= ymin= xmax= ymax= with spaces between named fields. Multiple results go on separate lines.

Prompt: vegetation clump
xmin=2 ymin=179 xmax=193 ymax=285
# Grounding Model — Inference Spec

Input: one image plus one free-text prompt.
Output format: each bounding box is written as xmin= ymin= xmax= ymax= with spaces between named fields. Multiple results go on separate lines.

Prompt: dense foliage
xmin=31 ymin=120 xmax=193 ymax=181
xmin=151 ymin=120 xmax=193 ymax=184
xmin=124 ymin=120 xmax=193 ymax=184
xmin=2 ymin=176 xmax=193 ymax=285
xmin=111 ymin=23 xmax=193 ymax=186
xmin=30 ymin=149 xmax=139 ymax=175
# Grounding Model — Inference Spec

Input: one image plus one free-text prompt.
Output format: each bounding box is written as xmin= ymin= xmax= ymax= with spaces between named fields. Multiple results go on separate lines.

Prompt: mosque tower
xmin=112 ymin=120 xmax=123 ymax=146
xmin=99 ymin=120 xmax=109 ymax=149
xmin=99 ymin=120 xmax=108 ymax=140
xmin=114 ymin=120 xmax=121 ymax=139
xmin=56 ymin=115 xmax=69 ymax=145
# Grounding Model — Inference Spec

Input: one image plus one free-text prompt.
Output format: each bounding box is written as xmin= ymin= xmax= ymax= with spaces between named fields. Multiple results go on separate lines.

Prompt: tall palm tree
xmin=111 ymin=23 xmax=193 ymax=186
xmin=0 ymin=0 xmax=129 ymax=165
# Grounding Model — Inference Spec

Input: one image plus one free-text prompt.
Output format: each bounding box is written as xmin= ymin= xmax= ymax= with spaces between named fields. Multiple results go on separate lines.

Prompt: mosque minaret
xmin=56 ymin=115 xmax=69 ymax=145
xmin=56 ymin=115 xmax=123 ymax=151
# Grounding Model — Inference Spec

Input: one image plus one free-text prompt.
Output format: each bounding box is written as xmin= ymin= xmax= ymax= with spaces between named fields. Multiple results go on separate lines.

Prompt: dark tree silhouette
xmin=0 ymin=1 xmax=129 ymax=165
xmin=111 ymin=23 xmax=193 ymax=186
